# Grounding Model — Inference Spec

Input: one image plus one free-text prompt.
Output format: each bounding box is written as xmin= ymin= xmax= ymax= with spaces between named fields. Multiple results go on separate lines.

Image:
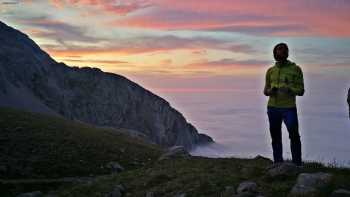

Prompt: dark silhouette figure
xmin=263 ymin=43 xmax=305 ymax=166
xmin=348 ymin=88 xmax=350 ymax=119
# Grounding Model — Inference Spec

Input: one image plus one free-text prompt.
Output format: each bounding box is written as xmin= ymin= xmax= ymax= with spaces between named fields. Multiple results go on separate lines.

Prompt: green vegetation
xmin=56 ymin=157 xmax=350 ymax=197
xmin=0 ymin=107 xmax=163 ymax=179
xmin=1 ymin=107 xmax=350 ymax=197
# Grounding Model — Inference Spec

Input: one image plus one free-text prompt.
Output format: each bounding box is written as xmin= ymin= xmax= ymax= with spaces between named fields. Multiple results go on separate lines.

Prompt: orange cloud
xmin=187 ymin=59 xmax=270 ymax=68
xmin=41 ymin=35 xmax=255 ymax=59
xmin=49 ymin=0 xmax=63 ymax=8
xmin=45 ymin=47 xmax=155 ymax=57
xmin=58 ymin=58 xmax=128 ymax=65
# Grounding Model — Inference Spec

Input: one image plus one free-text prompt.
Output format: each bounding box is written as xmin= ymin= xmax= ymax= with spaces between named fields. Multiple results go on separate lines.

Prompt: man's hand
xmin=278 ymin=86 xmax=294 ymax=96
xmin=265 ymin=87 xmax=278 ymax=96
xmin=271 ymin=87 xmax=278 ymax=95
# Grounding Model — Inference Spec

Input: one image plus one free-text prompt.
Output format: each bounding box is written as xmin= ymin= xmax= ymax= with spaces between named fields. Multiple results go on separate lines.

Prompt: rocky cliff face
xmin=0 ymin=21 xmax=214 ymax=150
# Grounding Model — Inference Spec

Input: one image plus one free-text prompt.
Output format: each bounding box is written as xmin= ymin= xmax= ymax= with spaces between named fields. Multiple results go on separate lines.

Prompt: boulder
xmin=106 ymin=162 xmax=125 ymax=173
xmin=16 ymin=191 xmax=42 ymax=197
xmin=236 ymin=181 xmax=258 ymax=196
xmin=266 ymin=162 xmax=300 ymax=179
xmin=331 ymin=189 xmax=350 ymax=197
xmin=174 ymin=193 xmax=186 ymax=197
xmin=289 ymin=172 xmax=333 ymax=197
xmin=253 ymin=155 xmax=273 ymax=163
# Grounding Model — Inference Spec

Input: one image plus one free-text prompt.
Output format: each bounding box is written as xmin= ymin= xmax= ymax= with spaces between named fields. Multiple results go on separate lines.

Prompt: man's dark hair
xmin=273 ymin=43 xmax=289 ymax=61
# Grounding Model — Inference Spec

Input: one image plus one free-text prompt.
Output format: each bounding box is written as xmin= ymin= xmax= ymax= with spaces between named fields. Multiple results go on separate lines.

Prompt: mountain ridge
xmin=0 ymin=20 xmax=214 ymax=150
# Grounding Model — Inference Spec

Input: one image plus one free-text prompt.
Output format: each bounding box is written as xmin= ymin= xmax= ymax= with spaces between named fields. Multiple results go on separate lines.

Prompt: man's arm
xmin=290 ymin=66 xmax=305 ymax=96
xmin=263 ymin=69 xmax=272 ymax=96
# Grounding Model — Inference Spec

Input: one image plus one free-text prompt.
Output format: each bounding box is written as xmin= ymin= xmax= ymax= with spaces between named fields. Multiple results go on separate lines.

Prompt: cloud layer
xmin=2 ymin=0 xmax=349 ymax=77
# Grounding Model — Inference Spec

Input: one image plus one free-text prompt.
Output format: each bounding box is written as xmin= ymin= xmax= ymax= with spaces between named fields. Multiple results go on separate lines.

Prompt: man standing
xmin=347 ymin=88 xmax=350 ymax=118
xmin=263 ymin=43 xmax=305 ymax=166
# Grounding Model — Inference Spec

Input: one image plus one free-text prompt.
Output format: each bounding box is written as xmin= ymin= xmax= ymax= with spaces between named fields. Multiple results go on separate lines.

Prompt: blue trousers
xmin=267 ymin=106 xmax=302 ymax=165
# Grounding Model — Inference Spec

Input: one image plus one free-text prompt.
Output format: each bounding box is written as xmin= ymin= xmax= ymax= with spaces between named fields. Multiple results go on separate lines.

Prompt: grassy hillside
xmin=2 ymin=107 xmax=350 ymax=197
xmin=56 ymin=157 xmax=350 ymax=197
xmin=0 ymin=107 xmax=164 ymax=179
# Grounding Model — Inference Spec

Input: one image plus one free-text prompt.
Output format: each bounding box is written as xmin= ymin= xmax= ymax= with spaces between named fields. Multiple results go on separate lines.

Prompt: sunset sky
xmin=1 ymin=0 xmax=350 ymax=92
xmin=1 ymin=0 xmax=350 ymax=164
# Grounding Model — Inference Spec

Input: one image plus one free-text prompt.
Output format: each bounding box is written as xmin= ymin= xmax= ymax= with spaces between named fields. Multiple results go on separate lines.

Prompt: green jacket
xmin=264 ymin=59 xmax=305 ymax=108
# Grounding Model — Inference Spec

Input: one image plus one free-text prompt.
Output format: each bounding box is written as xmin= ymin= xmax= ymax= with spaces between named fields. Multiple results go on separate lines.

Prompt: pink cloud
xmin=49 ymin=0 xmax=151 ymax=15
xmin=110 ymin=0 xmax=350 ymax=37
xmin=46 ymin=0 xmax=350 ymax=37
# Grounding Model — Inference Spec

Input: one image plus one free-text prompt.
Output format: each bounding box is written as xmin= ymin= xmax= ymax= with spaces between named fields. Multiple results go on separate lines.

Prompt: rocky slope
xmin=0 ymin=21 xmax=213 ymax=150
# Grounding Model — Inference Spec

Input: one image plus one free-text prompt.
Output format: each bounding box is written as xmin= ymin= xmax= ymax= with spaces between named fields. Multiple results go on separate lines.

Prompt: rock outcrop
xmin=289 ymin=172 xmax=333 ymax=197
xmin=236 ymin=181 xmax=258 ymax=196
xmin=332 ymin=189 xmax=350 ymax=197
xmin=16 ymin=191 xmax=43 ymax=197
xmin=0 ymin=21 xmax=214 ymax=150
xmin=265 ymin=162 xmax=300 ymax=179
